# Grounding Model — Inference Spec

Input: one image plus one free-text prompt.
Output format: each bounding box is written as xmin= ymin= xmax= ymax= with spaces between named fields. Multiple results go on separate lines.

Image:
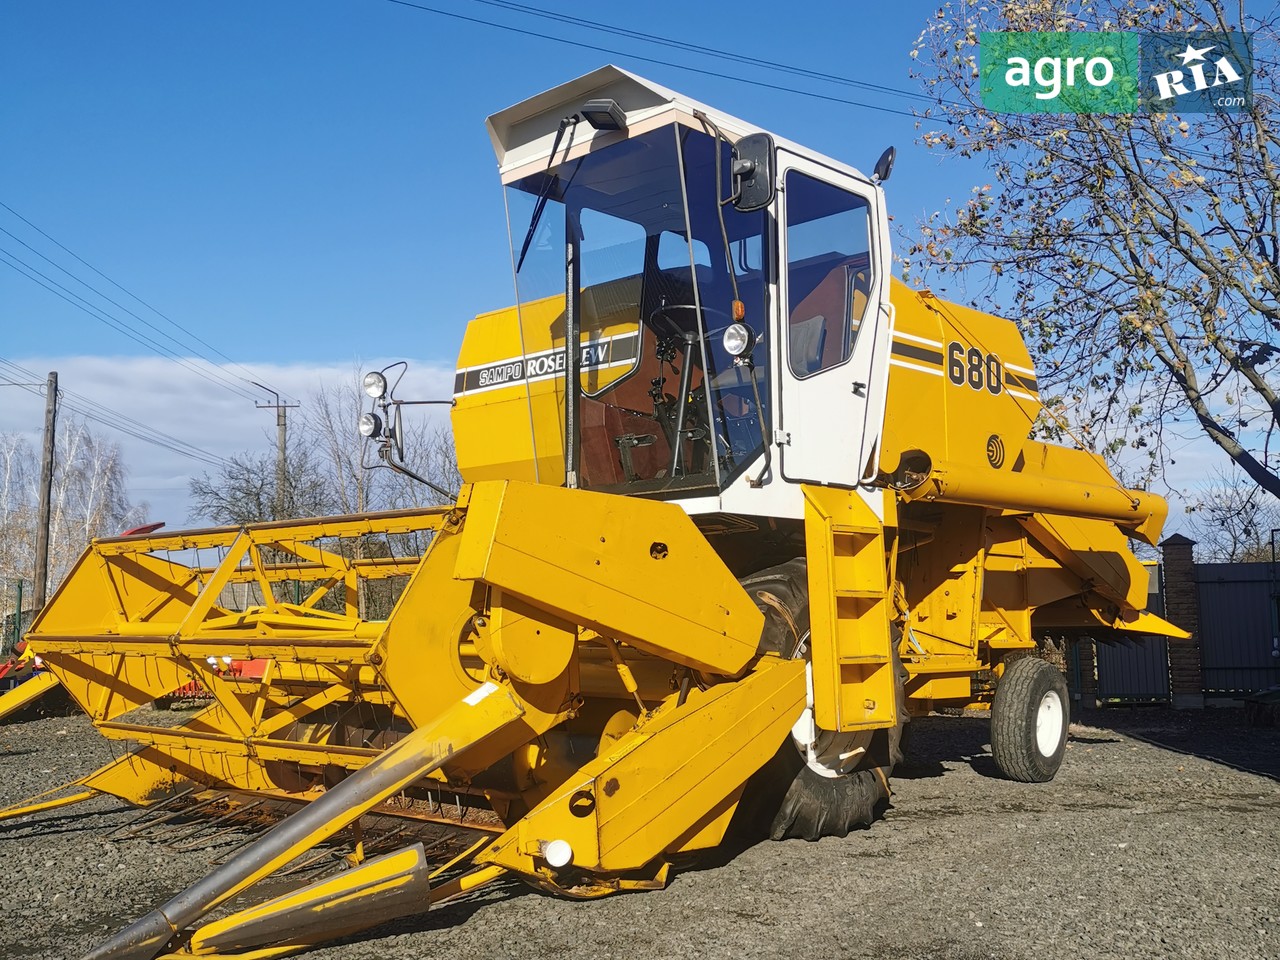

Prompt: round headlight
xmin=362 ymin=371 xmax=388 ymax=399
xmin=722 ymin=322 xmax=755 ymax=358
xmin=544 ymin=839 xmax=573 ymax=868
xmin=358 ymin=412 xmax=382 ymax=438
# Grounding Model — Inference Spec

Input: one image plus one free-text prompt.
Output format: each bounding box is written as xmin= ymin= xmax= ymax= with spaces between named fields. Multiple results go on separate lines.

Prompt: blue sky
xmin=0 ymin=0 xmax=1224 ymax=528
xmin=2 ymin=0 xmax=958 ymax=364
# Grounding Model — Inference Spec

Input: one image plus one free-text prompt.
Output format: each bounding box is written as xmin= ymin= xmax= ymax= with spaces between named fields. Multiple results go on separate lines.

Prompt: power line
xmin=0 ymin=200 xmax=297 ymax=404
xmin=0 ymin=248 xmax=263 ymax=404
xmin=467 ymin=0 xmax=948 ymax=107
xmin=0 ymin=362 xmax=228 ymax=469
xmin=0 ymin=222 xmax=261 ymax=398
xmin=0 ymin=357 xmax=229 ymax=468
xmin=380 ymin=0 xmax=920 ymax=119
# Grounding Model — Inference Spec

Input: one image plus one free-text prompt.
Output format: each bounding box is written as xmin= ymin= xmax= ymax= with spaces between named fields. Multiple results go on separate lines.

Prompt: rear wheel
xmin=990 ymin=656 xmax=1069 ymax=783
xmin=735 ymin=559 xmax=905 ymax=841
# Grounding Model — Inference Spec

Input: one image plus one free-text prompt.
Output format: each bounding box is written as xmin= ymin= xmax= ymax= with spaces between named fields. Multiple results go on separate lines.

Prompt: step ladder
xmin=802 ymin=486 xmax=897 ymax=732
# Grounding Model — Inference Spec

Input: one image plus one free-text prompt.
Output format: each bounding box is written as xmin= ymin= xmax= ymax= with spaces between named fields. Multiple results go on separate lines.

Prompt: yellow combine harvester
xmin=1 ymin=67 xmax=1185 ymax=959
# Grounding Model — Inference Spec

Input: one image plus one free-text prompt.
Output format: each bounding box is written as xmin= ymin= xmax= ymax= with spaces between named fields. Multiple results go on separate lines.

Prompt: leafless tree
xmin=1185 ymin=466 xmax=1280 ymax=561
xmin=0 ymin=419 xmax=146 ymax=630
xmin=907 ymin=0 xmax=1279 ymax=499
xmin=188 ymin=370 xmax=460 ymax=548
xmin=187 ymin=441 xmax=335 ymax=525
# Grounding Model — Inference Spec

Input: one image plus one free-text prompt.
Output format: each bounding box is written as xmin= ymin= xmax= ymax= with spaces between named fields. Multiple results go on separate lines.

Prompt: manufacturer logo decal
xmin=986 ymin=434 xmax=1006 ymax=469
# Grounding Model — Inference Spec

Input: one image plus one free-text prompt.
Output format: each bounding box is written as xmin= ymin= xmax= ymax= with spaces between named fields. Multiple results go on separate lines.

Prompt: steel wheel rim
xmin=1035 ymin=689 xmax=1064 ymax=756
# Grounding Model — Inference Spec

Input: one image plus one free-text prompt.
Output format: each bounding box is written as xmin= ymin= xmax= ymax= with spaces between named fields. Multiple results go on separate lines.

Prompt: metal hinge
xmin=773 ymin=429 xmax=791 ymax=446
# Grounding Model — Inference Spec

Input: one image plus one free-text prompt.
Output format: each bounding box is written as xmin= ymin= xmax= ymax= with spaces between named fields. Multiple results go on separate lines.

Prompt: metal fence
xmin=1096 ymin=635 xmax=1171 ymax=702
xmin=1092 ymin=563 xmax=1171 ymax=703
xmin=1 ymin=579 xmax=32 ymax=657
xmin=1195 ymin=561 xmax=1280 ymax=694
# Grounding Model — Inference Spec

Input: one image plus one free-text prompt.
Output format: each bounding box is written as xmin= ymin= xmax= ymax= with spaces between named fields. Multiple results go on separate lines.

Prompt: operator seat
xmin=788 ymin=258 xmax=871 ymax=375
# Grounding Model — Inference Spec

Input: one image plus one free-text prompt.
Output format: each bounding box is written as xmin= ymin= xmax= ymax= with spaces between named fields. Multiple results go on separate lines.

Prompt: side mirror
xmin=732 ymin=133 xmax=775 ymax=212
xmin=872 ymin=146 xmax=896 ymax=184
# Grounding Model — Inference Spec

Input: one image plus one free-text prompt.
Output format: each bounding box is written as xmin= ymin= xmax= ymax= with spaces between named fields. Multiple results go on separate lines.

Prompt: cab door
xmin=776 ymin=153 xmax=891 ymax=486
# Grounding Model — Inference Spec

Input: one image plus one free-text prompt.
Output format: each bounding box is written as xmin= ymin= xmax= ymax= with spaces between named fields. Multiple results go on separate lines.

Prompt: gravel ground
xmin=2 ymin=704 xmax=1278 ymax=960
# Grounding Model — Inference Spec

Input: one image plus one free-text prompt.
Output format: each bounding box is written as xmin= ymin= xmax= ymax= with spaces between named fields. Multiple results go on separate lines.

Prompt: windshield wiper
xmin=515 ymin=115 xmax=579 ymax=273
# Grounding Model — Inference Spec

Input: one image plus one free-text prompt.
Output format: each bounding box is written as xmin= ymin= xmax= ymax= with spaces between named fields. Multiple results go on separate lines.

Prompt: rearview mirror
xmin=732 ymin=133 xmax=775 ymax=212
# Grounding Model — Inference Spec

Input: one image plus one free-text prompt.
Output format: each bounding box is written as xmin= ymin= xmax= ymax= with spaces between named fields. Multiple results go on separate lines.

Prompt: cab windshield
xmin=505 ymin=124 xmax=769 ymax=496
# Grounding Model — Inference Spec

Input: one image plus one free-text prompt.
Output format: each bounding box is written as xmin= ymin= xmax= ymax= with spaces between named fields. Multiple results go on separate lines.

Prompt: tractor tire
xmin=990 ymin=656 xmax=1070 ymax=783
xmin=734 ymin=559 xmax=905 ymax=842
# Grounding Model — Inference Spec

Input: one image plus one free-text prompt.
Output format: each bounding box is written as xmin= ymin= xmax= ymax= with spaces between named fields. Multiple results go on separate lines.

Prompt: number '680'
xmin=947 ymin=341 xmax=1002 ymax=395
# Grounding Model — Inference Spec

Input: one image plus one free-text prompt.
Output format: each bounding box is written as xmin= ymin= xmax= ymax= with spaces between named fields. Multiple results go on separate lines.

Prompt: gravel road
xmin=2 ymin=704 xmax=1277 ymax=960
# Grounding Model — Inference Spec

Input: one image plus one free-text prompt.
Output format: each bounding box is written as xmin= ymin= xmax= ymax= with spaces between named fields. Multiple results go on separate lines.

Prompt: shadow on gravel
xmin=895 ymin=717 xmax=1006 ymax=781
xmin=327 ymin=878 xmax=532 ymax=946
xmin=1080 ymin=705 xmax=1280 ymax=782
xmin=0 ymin=807 xmax=121 ymax=839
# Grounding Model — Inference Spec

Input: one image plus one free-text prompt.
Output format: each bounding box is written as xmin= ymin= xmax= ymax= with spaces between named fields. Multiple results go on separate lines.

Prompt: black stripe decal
xmin=1003 ymin=371 xmax=1038 ymax=392
xmin=890 ymin=341 xmax=944 ymax=366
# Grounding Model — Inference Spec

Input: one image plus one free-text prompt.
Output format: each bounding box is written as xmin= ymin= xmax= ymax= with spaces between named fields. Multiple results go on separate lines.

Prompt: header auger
xmin=1 ymin=66 xmax=1187 ymax=959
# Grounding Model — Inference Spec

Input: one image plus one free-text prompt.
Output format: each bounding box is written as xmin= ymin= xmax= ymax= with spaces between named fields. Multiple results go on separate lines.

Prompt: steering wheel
xmin=647 ymin=303 xmax=735 ymax=341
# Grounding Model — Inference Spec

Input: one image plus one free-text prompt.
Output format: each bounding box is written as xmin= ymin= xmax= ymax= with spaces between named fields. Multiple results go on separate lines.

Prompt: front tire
xmin=735 ymin=559 xmax=905 ymax=841
xmin=990 ymin=656 xmax=1069 ymax=783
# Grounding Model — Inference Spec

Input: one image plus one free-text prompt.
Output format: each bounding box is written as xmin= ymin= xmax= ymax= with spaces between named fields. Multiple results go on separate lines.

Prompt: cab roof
xmin=485 ymin=65 xmax=873 ymax=187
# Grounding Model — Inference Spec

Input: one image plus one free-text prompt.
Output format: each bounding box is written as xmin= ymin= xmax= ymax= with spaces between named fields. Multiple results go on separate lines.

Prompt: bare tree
xmin=188 ymin=372 xmax=459 ymax=525
xmin=907 ymin=0 xmax=1279 ymax=498
xmin=1186 ymin=466 xmax=1280 ymax=561
xmin=187 ymin=441 xmax=334 ymax=525
xmin=0 ymin=418 xmax=146 ymax=624
xmin=308 ymin=372 xmax=378 ymax=517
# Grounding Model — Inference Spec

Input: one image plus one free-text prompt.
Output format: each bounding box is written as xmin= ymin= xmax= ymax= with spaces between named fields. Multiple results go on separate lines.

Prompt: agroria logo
xmin=980 ymin=31 xmax=1252 ymax=114
xmin=1142 ymin=33 xmax=1252 ymax=112
xmin=981 ymin=32 xmax=1139 ymax=113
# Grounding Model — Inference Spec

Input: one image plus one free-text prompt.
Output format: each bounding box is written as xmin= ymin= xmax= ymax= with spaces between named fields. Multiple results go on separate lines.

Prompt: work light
xmin=362 ymin=371 xmax=387 ymax=399
xmin=358 ymin=412 xmax=382 ymax=438
xmin=581 ymin=98 xmax=627 ymax=131
xmin=723 ymin=322 xmax=755 ymax=358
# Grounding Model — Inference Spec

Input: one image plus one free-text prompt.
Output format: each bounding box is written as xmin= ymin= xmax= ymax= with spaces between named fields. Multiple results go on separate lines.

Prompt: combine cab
xmin=1 ymin=67 xmax=1186 ymax=960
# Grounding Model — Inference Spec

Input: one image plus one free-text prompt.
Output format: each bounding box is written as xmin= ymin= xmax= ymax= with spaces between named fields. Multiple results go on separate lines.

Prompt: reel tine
xmin=105 ymin=786 xmax=199 ymax=840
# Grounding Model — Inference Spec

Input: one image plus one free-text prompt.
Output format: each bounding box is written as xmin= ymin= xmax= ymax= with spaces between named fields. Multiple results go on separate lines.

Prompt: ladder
xmin=802 ymin=485 xmax=897 ymax=732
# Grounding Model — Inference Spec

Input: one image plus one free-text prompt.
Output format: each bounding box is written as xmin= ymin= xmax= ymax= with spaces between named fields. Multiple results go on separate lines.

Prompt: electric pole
xmin=250 ymin=382 xmax=298 ymax=518
xmin=33 ymin=371 xmax=58 ymax=611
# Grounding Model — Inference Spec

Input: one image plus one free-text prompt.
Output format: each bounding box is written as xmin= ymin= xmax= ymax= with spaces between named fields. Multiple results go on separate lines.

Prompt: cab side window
xmin=785 ymin=173 xmax=873 ymax=378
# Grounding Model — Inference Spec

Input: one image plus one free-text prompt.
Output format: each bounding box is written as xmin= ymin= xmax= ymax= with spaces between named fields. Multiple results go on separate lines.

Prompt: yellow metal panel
xmin=880 ymin=278 xmax=1041 ymax=478
xmin=905 ymin=674 xmax=971 ymax=702
xmin=188 ymin=843 xmax=434 ymax=955
xmin=455 ymin=480 xmax=762 ymax=677
xmin=481 ymin=658 xmax=805 ymax=876
xmin=1019 ymin=512 xmax=1150 ymax=613
xmin=374 ymin=526 xmax=493 ymax=730
xmin=451 ymin=281 xmax=644 ymax=485
xmin=0 ymin=670 xmax=60 ymax=722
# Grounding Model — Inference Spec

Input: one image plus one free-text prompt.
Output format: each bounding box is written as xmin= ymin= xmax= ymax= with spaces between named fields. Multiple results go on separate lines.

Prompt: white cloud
xmin=1 ymin=353 xmax=1248 ymax=545
xmin=0 ymin=355 xmax=456 ymax=526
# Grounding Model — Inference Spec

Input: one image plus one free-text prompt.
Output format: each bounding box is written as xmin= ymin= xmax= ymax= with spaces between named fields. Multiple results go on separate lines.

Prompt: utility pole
xmin=33 ymin=371 xmax=58 ymax=611
xmin=250 ymin=382 xmax=298 ymax=518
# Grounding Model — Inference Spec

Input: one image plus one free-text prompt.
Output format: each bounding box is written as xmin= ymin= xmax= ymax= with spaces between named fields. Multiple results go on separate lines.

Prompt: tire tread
xmin=991 ymin=656 xmax=1069 ymax=783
